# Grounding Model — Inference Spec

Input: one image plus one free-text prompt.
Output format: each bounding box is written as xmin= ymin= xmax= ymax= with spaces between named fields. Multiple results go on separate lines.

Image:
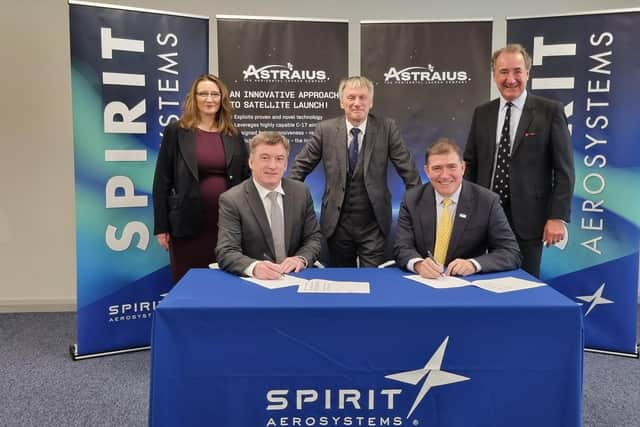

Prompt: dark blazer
xmin=289 ymin=114 xmax=421 ymax=238
xmin=463 ymin=93 xmax=575 ymax=240
xmin=216 ymin=178 xmax=322 ymax=276
xmin=394 ymin=181 xmax=522 ymax=273
xmin=152 ymin=121 xmax=250 ymax=238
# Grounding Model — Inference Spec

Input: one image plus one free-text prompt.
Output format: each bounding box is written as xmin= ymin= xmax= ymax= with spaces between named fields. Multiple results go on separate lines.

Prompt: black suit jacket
xmin=153 ymin=121 xmax=250 ymax=238
xmin=216 ymin=178 xmax=322 ymax=276
xmin=394 ymin=181 xmax=521 ymax=272
xmin=464 ymin=93 xmax=574 ymax=240
xmin=289 ymin=114 xmax=421 ymax=238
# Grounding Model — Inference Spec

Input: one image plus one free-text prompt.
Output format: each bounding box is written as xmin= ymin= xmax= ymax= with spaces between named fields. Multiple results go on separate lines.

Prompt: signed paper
xmin=241 ymin=275 xmax=307 ymax=290
xmin=404 ymin=275 xmax=472 ymax=289
xmin=472 ymin=277 xmax=546 ymax=293
xmin=298 ymin=279 xmax=370 ymax=294
xmin=404 ymin=274 xmax=545 ymax=293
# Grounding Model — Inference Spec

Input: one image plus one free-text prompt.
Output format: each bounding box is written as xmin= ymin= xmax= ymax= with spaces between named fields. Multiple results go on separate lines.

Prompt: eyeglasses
xmin=196 ymin=91 xmax=221 ymax=99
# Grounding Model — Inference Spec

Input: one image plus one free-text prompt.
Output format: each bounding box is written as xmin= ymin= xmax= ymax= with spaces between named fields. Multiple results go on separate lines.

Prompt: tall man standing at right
xmin=464 ymin=44 xmax=575 ymax=277
xmin=290 ymin=76 xmax=421 ymax=267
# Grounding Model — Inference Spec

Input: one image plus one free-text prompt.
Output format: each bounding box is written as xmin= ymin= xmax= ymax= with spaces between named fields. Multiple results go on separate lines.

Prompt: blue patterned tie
xmin=348 ymin=127 xmax=361 ymax=174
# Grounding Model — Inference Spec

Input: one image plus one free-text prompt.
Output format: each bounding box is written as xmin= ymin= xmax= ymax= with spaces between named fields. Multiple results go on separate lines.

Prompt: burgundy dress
xmin=170 ymin=130 xmax=227 ymax=282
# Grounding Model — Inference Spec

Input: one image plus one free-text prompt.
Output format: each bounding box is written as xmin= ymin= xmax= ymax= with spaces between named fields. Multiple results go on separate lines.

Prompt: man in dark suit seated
xmin=463 ymin=44 xmax=574 ymax=277
xmin=216 ymin=131 xmax=322 ymax=280
xmin=289 ymin=76 xmax=421 ymax=268
xmin=394 ymin=138 xmax=522 ymax=279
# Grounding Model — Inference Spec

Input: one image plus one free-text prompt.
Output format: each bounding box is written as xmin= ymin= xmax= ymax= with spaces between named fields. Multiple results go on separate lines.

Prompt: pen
xmin=426 ymin=250 xmax=445 ymax=277
xmin=262 ymin=253 xmax=284 ymax=278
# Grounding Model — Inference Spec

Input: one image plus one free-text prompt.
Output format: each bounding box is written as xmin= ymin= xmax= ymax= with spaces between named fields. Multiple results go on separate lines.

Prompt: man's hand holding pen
xmin=252 ymin=255 xmax=307 ymax=280
xmin=253 ymin=261 xmax=284 ymax=280
xmin=416 ymin=251 xmax=446 ymax=279
xmin=417 ymin=250 xmax=477 ymax=278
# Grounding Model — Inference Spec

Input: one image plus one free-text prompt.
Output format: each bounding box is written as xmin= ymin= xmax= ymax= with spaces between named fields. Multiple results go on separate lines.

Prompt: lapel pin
xmin=459 ymin=213 xmax=467 ymax=219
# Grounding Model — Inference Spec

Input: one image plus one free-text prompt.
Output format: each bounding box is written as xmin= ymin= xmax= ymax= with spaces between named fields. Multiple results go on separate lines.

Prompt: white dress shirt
xmin=407 ymin=183 xmax=481 ymax=273
xmin=490 ymin=90 xmax=527 ymax=190
xmin=346 ymin=118 xmax=367 ymax=153
xmin=243 ymin=179 xmax=285 ymax=277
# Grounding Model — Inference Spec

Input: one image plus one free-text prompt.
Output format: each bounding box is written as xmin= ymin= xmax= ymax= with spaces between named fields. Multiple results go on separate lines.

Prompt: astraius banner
xmin=216 ymin=16 xmax=348 ymax=209
xmin=69 ymin=1 xmax=208 ymax=357
xmin=360 ymin=20 xmax=492 ymax=232
xmin=508 ymin=9 xmax=640 ymax=355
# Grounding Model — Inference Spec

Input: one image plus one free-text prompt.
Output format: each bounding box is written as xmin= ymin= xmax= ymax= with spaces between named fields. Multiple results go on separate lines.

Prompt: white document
xmin=471 ymin=277 xmax=546 ymax=293
xmin=297 ymin=279 xmax=370 ymax=294
xmin=405 ymin=274 xmax=545 ymax=293
xmin=404 ymin=275 xmax=472 ymax=289
xmin=241 ymin=274 xmax=307 ymax=290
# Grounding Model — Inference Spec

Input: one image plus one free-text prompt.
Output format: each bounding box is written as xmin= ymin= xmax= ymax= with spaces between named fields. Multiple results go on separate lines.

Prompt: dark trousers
xmin=328 ymin=210 xmax=386 ymax=268
xmin=503 ymin=203 xmax=543 ymax=278
xmin=516 ymin=237 xmax=543 ymax=278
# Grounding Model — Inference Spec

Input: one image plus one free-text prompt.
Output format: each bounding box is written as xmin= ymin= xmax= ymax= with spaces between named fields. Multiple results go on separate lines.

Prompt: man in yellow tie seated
xmin=394 ymin=138 xmax=522 ymax=279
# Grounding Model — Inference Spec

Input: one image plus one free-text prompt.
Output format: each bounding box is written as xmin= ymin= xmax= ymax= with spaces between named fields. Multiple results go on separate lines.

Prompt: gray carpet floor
xmin=1 ymin=312 xmax=638 ymax=426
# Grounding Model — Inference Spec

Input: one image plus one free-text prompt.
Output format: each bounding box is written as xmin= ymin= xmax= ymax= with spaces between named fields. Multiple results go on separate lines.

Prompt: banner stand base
xmin=585 ymin=344 xmax=639 ymax=359
xmin=69 ymin=343 xmax=150 ymax=361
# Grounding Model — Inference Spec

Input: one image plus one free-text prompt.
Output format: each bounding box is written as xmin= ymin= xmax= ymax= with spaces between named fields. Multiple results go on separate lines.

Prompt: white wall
xmin=1 ymin=0 xmax=637 ymax=311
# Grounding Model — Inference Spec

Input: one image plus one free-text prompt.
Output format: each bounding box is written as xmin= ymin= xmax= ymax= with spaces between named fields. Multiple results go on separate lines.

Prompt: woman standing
xmin=153 ymin=74 xmax=250 ymax=283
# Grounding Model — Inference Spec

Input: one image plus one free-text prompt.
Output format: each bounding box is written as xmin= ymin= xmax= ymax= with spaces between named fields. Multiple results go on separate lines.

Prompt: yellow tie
xmin=434 ymin=198 xmax=453 ymax=265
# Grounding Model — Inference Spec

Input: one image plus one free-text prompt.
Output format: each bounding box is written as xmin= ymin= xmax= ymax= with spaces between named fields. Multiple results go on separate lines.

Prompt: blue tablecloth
xmin=149 ymin=268 xmax=583 ymax=427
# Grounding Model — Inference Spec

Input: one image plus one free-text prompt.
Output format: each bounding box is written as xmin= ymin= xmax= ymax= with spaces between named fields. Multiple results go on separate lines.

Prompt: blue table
xmin=149 ymin=268 xmax=583 ymax=427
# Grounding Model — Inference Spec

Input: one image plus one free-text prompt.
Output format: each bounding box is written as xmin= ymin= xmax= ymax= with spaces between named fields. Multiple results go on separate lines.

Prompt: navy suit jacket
xmin=394 ymin=181 xmax=522 ymax=272
xmin=464 ymin=93 xmax=575 ymax=240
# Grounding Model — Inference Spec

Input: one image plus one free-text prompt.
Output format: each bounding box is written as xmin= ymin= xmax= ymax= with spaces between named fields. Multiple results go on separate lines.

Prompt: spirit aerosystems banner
xmin=69 ymin=1 xmax=208 ymax=357
xmin=508 ymin=10 xmax=640 ymax=355
xmin=217 ymin=16 xmax=348 ymax=206
xmin=361 ymin=20 xmax=492 ymax=227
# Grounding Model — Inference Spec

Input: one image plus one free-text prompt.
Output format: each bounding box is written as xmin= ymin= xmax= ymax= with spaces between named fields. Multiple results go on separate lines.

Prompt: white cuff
xmin=244 ymin=261 xmax=258 ymax=277
xmin=407 ymin=257 xmax=424 ymax=273
xmin=469 ymin=258 xmax=481 ymax=272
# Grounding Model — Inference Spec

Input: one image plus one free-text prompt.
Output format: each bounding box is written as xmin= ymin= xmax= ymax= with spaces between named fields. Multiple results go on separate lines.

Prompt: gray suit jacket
xmin=463 ymin=93 xmax=575 ymax=240
xmin=216 ymin=178 xmax=322 ymax=276
xmin=289 ymin=114 xmax=421 ymax=238
xmin=394 ymin=181 xmax=522 ymax=272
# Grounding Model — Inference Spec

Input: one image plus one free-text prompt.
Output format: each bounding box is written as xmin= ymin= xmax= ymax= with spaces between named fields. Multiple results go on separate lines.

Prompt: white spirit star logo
xmin=385 ymin=336 xmax=470 ymax=418
xmin=576 ymin=283 xmax=614 ymax=316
